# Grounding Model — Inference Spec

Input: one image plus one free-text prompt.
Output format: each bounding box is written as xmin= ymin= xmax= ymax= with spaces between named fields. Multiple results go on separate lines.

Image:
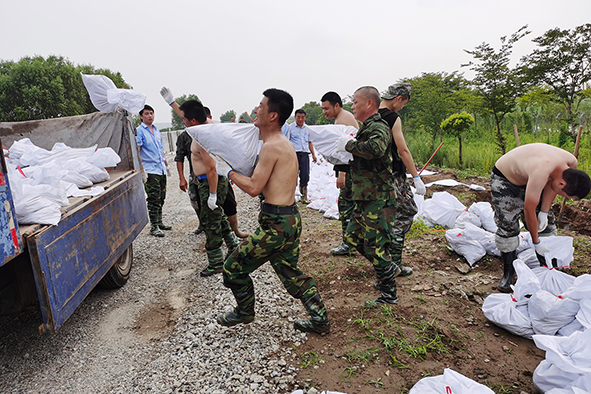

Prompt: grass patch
xmin=300 ymin=351 xmax=323 ymax=369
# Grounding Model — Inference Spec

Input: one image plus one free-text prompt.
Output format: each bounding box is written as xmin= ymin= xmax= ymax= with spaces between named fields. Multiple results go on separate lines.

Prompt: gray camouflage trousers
xmin=389 ymin=174 xmax=418 ymax=266
xmin=490 ymin=171 xmax=557 ymax=253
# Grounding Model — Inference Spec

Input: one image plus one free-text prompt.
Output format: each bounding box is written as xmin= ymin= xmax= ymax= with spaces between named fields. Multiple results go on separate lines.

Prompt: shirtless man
xmin=160 ymin=88 xmax=240 ymax=276
xmin=214 ymin=88 xmax=330 ymax=335
xmin=320 ymin=91 xmax=359 ymax=255
xmin=491 ymin=143 xmax=591 ymax=292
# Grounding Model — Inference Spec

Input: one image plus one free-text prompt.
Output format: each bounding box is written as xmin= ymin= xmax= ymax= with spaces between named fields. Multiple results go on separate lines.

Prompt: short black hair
xmin=139 ymin=104 xmax=154 ymax=116
xmin=321 ymin=91 xmax=343 ymax=107
xmin=179 ymin=100 xmax=206 ymax=124
xmin=563 ymin=168 xmax=591 ymax=199
xmin=262 ymin=88 xmax=293 ymax=126
xmin=204 ymin=106 xmax=211 ymax=117
xmin=295 ymin=109 xmax=306 ymax=116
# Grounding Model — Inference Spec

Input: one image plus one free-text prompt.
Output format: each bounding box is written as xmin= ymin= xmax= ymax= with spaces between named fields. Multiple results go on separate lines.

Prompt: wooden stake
xmin=558 ymin=125 xmax=584 ymax=227
xmin=513 ymin=124 xmax=520 ymax=146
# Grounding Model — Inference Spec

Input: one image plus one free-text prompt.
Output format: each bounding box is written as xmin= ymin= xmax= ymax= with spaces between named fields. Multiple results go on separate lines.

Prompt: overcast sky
xmin=2 ymin=0 xmax=590 ymax=125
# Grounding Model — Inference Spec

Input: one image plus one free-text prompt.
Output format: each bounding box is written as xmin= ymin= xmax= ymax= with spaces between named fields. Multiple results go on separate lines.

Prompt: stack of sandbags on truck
xmin=6 ymin=138 xmax=121 ymax=225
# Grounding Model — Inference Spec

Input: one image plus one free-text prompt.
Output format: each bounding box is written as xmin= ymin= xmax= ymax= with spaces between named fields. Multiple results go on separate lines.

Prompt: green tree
xmin=0 ymin=55 xmax=130 ymax=122
xmin=463 ymin=25 xmax=530 ymax=154
xmin=521 ymin=23 xmax=591 ymax=136
xmin=441 ymin=112 xmax=474 ymax=165
xmin=220 ymin=110 xmax=236 ymax=123
xmin=402 ymin=72 xmax=473 ymax=145
xmin=170 ymin=94 xmax=201 ymax=130
xmin=300 ymin=101 xmax=330 ymax=125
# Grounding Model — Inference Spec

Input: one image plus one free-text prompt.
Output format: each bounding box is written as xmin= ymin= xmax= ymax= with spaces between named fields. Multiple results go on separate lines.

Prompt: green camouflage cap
xmin=381 ymin=83 xmax=411 ymax=100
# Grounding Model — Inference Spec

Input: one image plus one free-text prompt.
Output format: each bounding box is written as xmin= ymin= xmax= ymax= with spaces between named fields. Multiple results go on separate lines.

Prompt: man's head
xmin=382 ymin=83 xmax=411 ymax=112
xmin=204 ymin=106 xmax=212 ymax=119
xmin=352 ymin=86 xmax=380 ymax=122
xmin=230 ymin=116 xmax=235 ymax=123
xmin=295 ymin=109 xmax=306 ymax=127
xmin=321 ymin=91 xmax=343 ymax=120
xmin=139 ymin=105 xmax=155 ymax=126
xmin=178 ymin=100 xmax=207 ymax=127
xmin=556 ymin=168 xmax=591 ymax=199
xmin=255 ymin=88 xmax=293 ymax=129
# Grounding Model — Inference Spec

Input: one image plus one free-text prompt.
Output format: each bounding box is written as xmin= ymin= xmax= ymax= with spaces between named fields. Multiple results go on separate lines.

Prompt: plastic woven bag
xmin=445 ymin=227 xmax=487 ymax=266
xmin=308 ymin=124 xmax=357 ymax=165
xmin=532 ymin=266 xmax=575 ymax=296
xmin=81 ymin=73 xmax=119 ymax=113
xmin=468 ymin=201 xmax=497 ymax=232
xmin=528 ymin=289 xmax=579 ymax=335
xmin=422 ymin=192 xmax=466 ymax=228
xmin=409 ymin=368 xmax=495 ymax=393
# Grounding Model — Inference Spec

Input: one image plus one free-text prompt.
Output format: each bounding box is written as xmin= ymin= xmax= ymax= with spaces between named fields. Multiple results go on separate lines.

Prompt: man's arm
xmin=309 ymin=141 xmax=317 ymax=163
xmin=228 ymin=144 xmax=275 ymax=197
xmin=176 ymin=161 xmax=188 ymax=192
xmin=193 ymin=142 xmax=218 ymax=194
xmin=345 ymin=125 xmax=390 ymax=159
xmin=391 ymin=118 xmax=417 ymax=177
xmin=524 ymin=176 xmax=550 ymax=243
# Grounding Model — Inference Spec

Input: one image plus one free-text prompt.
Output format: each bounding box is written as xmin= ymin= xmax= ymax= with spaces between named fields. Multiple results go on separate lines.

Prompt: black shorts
xmin=222 ymin=185 xmax=237 ymax=217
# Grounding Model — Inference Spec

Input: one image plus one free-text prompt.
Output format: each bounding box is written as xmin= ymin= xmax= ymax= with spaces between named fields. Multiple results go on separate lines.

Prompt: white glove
xmin=537 ymin=211 xmax=548 ymax=232
xmin=160 ymin=86 xmax=175 ymax=105
xmin=413 ymin=176 xmax=426 ymax=195
xmin=533 ymin=239 xmax=550 ymax=255
xmin=207 ymin=192 xmax=218 ymax=210
xmin=335 ymin=135 xmax=354 ymax=153
xmin=213 ymin=155 xmax=233 ymax=177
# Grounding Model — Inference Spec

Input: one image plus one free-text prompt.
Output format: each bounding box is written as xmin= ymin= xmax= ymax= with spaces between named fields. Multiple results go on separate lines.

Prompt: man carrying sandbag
xmin=491 ymin=143 xmax=591 ymax=292
xmin=335 ymin=86 xmax=399 ymax=307
xmin=214 ymin=88 xmax=330 ymax=335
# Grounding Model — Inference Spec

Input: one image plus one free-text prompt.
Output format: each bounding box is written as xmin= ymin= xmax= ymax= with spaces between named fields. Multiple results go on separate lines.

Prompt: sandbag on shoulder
xmin=308 ymin=124 xmax=357 ymax=165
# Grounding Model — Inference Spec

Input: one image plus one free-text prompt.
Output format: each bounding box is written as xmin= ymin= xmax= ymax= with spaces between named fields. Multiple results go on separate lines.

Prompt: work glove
xmin=160 ymin=86 xmax=175 ymax=105
xmin=537 ymin=211 xmax=548 ymax=232
xmin=335 ymin=135 xmax=354 ymax=153
xmin=213 ymin=155 xmax=234 ymax=178
xmin=413 ymin=176 xmax=426 ymax=195
xmin=533 ymin=239 xmax=550 ymax=255
xmin=207 ymin=192 xmax=218 ymax=210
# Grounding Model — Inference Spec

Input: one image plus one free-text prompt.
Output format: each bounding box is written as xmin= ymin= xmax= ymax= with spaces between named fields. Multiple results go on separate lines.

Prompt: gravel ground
xmin=0 ymin=155 xmax=310 ymax=394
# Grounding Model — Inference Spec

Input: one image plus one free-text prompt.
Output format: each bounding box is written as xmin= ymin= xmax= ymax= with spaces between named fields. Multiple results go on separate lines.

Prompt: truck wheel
xmin=99 ymin=246 xmax=133 ymax=289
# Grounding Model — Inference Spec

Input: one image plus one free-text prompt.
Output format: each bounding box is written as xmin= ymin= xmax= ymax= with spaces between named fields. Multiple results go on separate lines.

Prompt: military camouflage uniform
xmin=334 ymin=164 xmax=355 ymax=249
xmin=491 ymin=167 xmax=557 ymax=253
xmin=343 ymin=113 xmax=399 ymax=305
xmin=220 ymin=202 xmax=329 ymax=332
xmin=145 ymin=173 xmax=167 ymax=227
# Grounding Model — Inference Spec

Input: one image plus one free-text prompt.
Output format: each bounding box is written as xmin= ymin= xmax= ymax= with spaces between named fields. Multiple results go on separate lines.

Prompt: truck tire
xmin=99 ymin=245 xmax=133 ymax=289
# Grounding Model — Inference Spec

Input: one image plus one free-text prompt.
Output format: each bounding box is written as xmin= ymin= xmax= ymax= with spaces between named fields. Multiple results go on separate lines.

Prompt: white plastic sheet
xmin=409 ymin=368 xmax=495 ymax=394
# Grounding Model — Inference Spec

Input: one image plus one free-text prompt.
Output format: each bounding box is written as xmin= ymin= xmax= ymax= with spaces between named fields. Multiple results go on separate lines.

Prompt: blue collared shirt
xmin=288 ymin=123 xmax=311 ymax=153
xmin=281 ymin=123 xmax=291 ymax=139
xmin=136 ymin=123 xmax=167 ymax=175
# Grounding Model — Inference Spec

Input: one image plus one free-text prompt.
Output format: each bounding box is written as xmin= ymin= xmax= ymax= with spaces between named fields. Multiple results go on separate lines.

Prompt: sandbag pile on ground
xmin=304 ymin=158 xmax=340 ymax=220
xmin=409 ymin=368 xmax=495 ymax=393
xmin=6 ymin=138 xmax=120 ymax=225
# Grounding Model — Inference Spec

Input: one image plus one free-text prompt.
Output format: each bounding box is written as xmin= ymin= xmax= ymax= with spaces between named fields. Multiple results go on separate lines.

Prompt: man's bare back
xmin=335 ymin=109 xmax=358 ymax=128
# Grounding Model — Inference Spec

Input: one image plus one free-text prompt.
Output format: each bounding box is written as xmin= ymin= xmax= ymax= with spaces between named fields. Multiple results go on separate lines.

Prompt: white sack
xmin=63 ymin=159 xmax=109 ymax=184
xmin=518 ymin=247 xmax=544 ymax=269
xmin=308 ymin=124 xmax=357 ymax=165
xmin=528 ymin=289 xmax=579 ymax=335
xmin=539 ymin=236 xmax=575 ymax=269
xmin=14 ymin=196 xmax=62 ymax=225
xmin=468 ymin=201 xmax=497 ymax=232
xmin=421 ymin=191 xmax=466 ymax=228
xmin=106 ymin=88 xmax=146 ymax=114
xmin=576 ymin=298 xmax=591 ymax=330
xmin=81 ymin=73 xmax=119 ymax=113
xmin=409 ymin=368 xmax=494 ymax=394
xmin=454 ymin=210 xmax=481 ymax=229
xmin=63 ymin=171 xmax=93 ymax=188
xmin=534 ymin=360 xmax=588 ymax=394
xmin=86 ymin=147 xmax=121 ymax=168
xmin=532 ymin=266 xmax=575 ymax=296
xmin=558 ymin=319 xmax=585 ymax=337
xmin=187 ymin=123 xmax=261 ymax=177
xmin=445 ymin=227 xmax=487 ymax=266
xmin=563 ymin=275 xmax=591 ymax=302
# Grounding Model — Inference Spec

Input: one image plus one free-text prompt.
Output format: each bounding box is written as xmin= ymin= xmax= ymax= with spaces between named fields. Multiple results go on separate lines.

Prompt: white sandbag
xmin=576 ymin=298 xmax=591 ymax=330
xmin=413 ymin=192 xmax=424 ymax=221
xmin=21 ymin=183 xmax=69 ymax=206
xmin=106 ymin=88 xmax=146 ymax=114
xmin=408 ymin=368 xmax=494 ymax=394
xmin=63 ymin=159 xmax=109 ymax=184
xmin=528 ymin=289 xmax=579 ymax=335
xmin=462 ymin=222 xmax=499 ymax=256
xmin=518 ymin=247 xmax=543 ymax=269
xmin=534 ymin=359 xmax=587 ymax=394
xmin=81 ymin=73 xmax=119 ymax=113
xmin=308 ymin=124 xmax=358 ymax=165
xmin=421 ymin=191 xmax=466 ymax=228
xmin=563 ymin=275 xmax=591 ymax=302
xmin=64 ymin=182 xmax=105 ymax=198
xmin=532 ymin=266 xmax=575 ymax=296
xmin=86 ymin=147 xmax=121 ymax=168
xmin=539 ymin=236 xmax=574 ymax=269
xmin=445 ymin=227 xmax=487 ymax=266
xmin=20 ymin=161 xmax=68 ymax=186
xmin=187 ymin=123 xmax=261 ymax=177
xmin=558 ymin=319 xmax=585 ymax=337
xmin=14 ymin=196 xmax=62 ymax=225
xmin=8 ymin=138 xmax=51 ymax=166
xmin=454 ymin=210 xmax=481 ymax=228
xmin=324 ymin=206 xmax=339 ymax=220
xmin=468 ymin=201 xmax=497 ymax=232
xmin=63 ymin=170 xmax=93 ymax=188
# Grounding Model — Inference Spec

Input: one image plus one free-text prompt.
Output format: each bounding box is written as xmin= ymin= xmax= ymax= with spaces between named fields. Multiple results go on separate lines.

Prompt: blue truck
xmin=0 ymin=109 xmax=148 ymax=334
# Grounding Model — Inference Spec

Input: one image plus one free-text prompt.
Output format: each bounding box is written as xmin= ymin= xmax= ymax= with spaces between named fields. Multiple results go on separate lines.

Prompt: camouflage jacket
xmin=345 ymin=113 xmax=396 ymax=201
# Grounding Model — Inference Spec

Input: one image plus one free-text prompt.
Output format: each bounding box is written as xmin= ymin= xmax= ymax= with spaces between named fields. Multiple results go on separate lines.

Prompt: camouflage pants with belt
xmin=188 ymin=174 xmax=201 ymax=216
xmin=222 ymin=209 xmax=319 ymax=303
xmin=145 ymin=173 xmax=167 ymax=226
xmin=337 ymin=175 xmax=355 ymax=245
xmin=491 ymin=171 xmax=557 ymax=252
xmin=389 ymin=174 xmax=419 ymax=265
xmin=344 ymin=199 xmax=397 ymax=270
xmin=197 ymin=176 xmax=232 ymax=252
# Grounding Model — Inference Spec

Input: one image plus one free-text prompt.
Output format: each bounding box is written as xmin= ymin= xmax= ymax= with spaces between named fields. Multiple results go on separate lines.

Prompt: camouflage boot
xmin=330 ymin=242 xmax=353 ymax=256
xmin=390 ymin=236 xmax=412 ymax=276
xmin=149 ymin=210 xmax=164 ymax=237
xmin=294 ymin=292 xmax=330 ymax=335
xmin=217 ymin=282 xmax=255 ymax=327
xmin=200 ymin=247 xmax=224 ymax=277
xmin=366 ymin=263 xmax=398 ymax=308
xmin=157 ymin=210 xmax=172 ymax=231
xmin=223 ymin=231 xmax=240 ymax=257
xmin=300 ymin=187 xmax=310 ymax=204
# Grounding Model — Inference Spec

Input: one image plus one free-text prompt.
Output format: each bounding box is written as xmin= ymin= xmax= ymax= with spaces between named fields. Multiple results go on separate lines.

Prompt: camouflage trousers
xmin=491 ymin=171 xmax=557 ymax=252
xmin=197 ymin=176 xmax=232 ymax=252
xmin=222 ymin=207 xmax=319 ymax=302
xmin=337 ymin=177 xmax=355 ymax=245
xmin=389 ymin=175 xmax=418 ymax=265
xmin=344 ymin=199 xmax=397 ymax=269
xmin=145 ymin=173 xmax=167 ymax=226
xmin=188 ymin=174 xmax=201 ymax=216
